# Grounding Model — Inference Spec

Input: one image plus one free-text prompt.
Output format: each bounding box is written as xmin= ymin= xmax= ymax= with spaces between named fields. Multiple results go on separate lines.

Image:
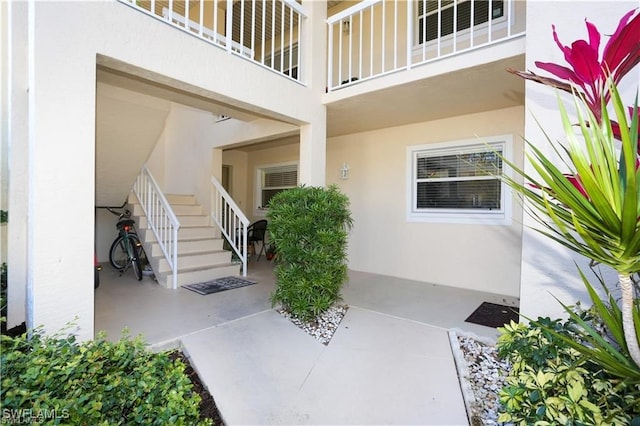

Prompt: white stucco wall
xmin=221 ymin=149 xmax=249 ymax=215
xmin=328 ymin=106 xmax=525 ymax=297
xmin=226 ymin=106 xmax=525 ymax=297
xmin=4 ymin=1 xmax=29 ymax=330
xmin=519 ymin=1 xmax=639 ymax=319
xmin=162 ymin=104 xmax=217 ymax=211
xmin=8 ymin=0 xmax=327 ymax=339
xmin=1 ymin=1 xmax=8 ymax=265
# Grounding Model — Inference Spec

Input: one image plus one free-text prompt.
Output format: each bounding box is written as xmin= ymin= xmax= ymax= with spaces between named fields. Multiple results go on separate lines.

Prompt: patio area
xmin=95 ymin=259 xmax=518 ymax=425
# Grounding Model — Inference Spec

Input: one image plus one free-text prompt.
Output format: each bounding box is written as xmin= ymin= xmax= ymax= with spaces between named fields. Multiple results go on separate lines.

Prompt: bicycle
xmin=107 ymin=208 xmax=147 ymax=281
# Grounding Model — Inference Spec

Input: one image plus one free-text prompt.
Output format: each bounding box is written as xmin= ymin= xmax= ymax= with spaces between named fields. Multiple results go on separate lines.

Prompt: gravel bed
xmin=455 ymin=333 xmax=511 ymax=425
xmin=277 ymin=305 xmax=348 ymax=345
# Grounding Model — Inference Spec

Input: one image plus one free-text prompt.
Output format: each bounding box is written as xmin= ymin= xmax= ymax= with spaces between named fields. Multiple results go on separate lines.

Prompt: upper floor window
xmin=256 ymin=162 xmax=298 ymax=212
xmin=417 ymin=0 xmax=505 ymax=44
xmin=407 ymin=136 xmax=512 ymax=224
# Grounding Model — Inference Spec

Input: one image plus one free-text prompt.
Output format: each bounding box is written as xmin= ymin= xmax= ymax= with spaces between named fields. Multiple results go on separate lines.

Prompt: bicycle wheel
xmin=109 ymin=236 xmax=127 ymax=270
xmin=110 ymin=234 xmax=142 ymax=270
xmin=126 ymin=237 xmax=143 ymax=281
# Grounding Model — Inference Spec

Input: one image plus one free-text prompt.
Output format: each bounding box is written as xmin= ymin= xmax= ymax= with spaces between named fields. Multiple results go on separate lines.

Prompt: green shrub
xmin=267 ymin=185 xmax=353 ymax=322
xmin=497 ymin=318 xmax=640 ymax=425
xmin=1 ymin=262 xmax=6 ymax=319
xmin=1 ymin=327 xmax=211 ymax=425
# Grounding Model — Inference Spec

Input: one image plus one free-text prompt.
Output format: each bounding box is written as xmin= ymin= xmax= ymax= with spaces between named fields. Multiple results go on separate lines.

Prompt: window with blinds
xmin=258 ymin=163 xmax=298 ymax=209
xmin=417 ymin=0 xmax=505 ymax=44
xmin=407 ymin=138 xmax=512 ymax=224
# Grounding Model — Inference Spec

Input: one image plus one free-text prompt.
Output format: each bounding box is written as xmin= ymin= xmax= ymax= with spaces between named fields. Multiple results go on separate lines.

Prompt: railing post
xmin=133 ymin=166 xmax=181 ymax=289
xmin=406 ymin=0 xmax=413 ymax=70
xmin=172 ymin=226 xmax=179 ymax=289
xmin=226 ymin=0 xmax=233 ymax=54
xmin=210 ymin=176 xmax=249 ymax=277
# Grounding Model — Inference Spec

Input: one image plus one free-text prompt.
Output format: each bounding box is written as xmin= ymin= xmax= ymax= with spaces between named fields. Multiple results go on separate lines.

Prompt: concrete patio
xmin=95 ymin=259 xmax=518 ymax=425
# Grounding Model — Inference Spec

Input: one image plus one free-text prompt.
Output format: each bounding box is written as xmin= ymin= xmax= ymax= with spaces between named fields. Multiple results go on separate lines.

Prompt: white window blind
xmin=258 ymin=163 xmax=298 ymax=210
xmin=415 ymin=147 xmax=502 ymax=210
xmin=407 ymin=137 xmax=512 ymax=225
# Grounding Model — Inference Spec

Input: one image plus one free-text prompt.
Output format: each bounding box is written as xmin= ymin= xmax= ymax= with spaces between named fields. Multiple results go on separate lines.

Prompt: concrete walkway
xmin=95 ymin=260 xmax=518 ymax=425
xmin=182 ymin=307 xmax=468 ymax=425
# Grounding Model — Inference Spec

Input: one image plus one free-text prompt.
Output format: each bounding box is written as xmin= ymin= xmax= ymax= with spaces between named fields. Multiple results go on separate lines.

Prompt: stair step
xmin=138 ymin=224 xmax=217 ymax=240
xmin=170 ymin=204 xmax=203 ymax=215
xmin=157 ymin=250 xmax=231 ymax=272
xmin=148 ymin=238 xmax=224 ymax=257
xmin=165 ymin=194 xmax=198 ymax=205
xmin=176 ymin=215 xmax=210 ymax=227
xmin=178 ymin=226 xmax=217 ymax=239
xmin=127 ymin=192 xmax=244 ymax=289
xmin=131 ymin=204 xmax=208 ymax=218
xmin=157 ymin=263 xmax=242 ymax=288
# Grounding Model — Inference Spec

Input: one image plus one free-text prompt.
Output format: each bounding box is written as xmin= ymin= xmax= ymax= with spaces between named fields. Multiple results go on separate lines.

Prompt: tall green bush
xmin=267 ymin=185 xmax=353 ymax=322
xmin=1 ymin=327 xmax=211 ymax=425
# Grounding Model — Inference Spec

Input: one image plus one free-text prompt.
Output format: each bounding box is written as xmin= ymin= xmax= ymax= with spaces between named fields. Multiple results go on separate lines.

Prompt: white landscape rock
xmin=450 ymin=330 xmax=512 ymax=425
xmin=278 ymin=305 xmax=348 ymax=345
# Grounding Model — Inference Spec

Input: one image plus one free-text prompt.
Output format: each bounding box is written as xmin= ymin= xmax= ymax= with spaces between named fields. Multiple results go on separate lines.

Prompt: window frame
xmin=414 ymin=0 xmax=508 ymax=49
xmin=406 ymin=136 xmax=513 ymax=225
xmin=254 ymin=161 xmax=299 ymax=216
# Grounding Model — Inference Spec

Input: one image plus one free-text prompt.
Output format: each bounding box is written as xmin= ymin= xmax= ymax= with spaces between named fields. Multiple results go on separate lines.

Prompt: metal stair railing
xmin=133 ymin=166 xmax=181 ymax=289
xmin=211 ymin=176 xmax=249 ymax=276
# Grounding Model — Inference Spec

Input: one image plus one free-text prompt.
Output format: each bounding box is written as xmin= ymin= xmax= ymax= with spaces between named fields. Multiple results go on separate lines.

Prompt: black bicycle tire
xmin=109 ymin=235 xmax=127 ymax=270
xmin=109 ymin=233 xmax=141 ymax=270
xmin=127 ymin=237 xmax=143 ymax=281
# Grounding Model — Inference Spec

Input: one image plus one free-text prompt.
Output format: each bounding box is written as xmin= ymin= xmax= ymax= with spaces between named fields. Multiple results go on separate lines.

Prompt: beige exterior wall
xmin=6 ymin=0 xmax=326 ymax=339
xmin=519 ymin=0 xmax=639 ymax=319
xmin=221 ymin=150 xmax=250 ymax=214
xmin=328 ymin=106 xmax=524 ymax=296
xmin=227 ymin=106 xmax=524 ymax=297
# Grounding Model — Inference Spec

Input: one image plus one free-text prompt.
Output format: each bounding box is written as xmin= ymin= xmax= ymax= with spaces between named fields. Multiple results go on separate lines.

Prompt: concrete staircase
xmin=129 ymin=193 xmax=240 ymax=288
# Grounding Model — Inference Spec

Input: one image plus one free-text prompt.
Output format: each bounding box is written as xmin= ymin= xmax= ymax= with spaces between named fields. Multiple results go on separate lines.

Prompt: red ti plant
xmin=505 ymin=10 xmax=640 ymax=372
xmin=508 ymin=8 xmax=640 ymax=143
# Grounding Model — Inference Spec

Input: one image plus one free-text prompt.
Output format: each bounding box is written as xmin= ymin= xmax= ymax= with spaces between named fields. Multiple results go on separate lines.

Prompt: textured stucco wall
xmin=10 ymin=0 xmax=326 ymax=339
xmin=327 ymin=106 xmax=525 ymax=297
xmin=519 ymin=0 xmax=639 ymax=319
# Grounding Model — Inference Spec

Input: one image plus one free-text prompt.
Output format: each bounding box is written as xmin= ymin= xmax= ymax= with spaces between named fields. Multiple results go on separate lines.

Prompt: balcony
xmin=327 ymin=0 xmax=526 ymax=91
xmin=116 ymin=1 xmax=526 ymax=137
xmin=118 ymin=0 xmax=306 ymax=83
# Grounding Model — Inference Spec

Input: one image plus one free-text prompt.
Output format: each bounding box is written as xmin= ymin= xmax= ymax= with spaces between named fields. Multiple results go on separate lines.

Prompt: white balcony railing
xmin=133 ymin=166 xmax=180 ymax=289
xmin=327 ymin=0 xmax=526 ymax=91
xmin=119 ymin=0 xmax=307 ymax=83
xmin=211 ymin=176 xmax=250 ymax=277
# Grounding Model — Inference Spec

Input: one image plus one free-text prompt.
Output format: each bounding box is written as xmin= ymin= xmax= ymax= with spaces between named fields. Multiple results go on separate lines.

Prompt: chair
xmin=245 ymin=220 xmax=268 ymax=261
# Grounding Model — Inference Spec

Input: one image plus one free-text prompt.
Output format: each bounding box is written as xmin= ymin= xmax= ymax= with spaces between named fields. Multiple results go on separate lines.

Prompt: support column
xmin=519 ymin=0 xmax=636 ymax=320
xmin=26 ymin=1 xmax=95 ymax=340
xmin=298 ymin=0 xmax=327 ymax=187
xmin=299 ymin=122 xmax=326 ymax=186
xmin=4 ymin=0 xmax=29 ymax=330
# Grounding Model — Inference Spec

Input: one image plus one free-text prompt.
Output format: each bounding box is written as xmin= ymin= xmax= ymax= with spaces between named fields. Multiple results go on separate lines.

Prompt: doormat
xmin=465 ymin=302 xmax=519 ymax=329
xmin=182 ymin=276 xmax=257 ymax=295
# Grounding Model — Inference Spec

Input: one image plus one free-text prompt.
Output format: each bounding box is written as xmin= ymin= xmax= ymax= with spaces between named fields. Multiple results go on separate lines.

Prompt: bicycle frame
xmin=108 ymin=208 xmax=144 ymax=280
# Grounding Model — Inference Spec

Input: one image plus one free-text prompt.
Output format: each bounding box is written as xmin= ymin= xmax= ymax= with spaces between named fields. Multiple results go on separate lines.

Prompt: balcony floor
xmin=95 ymin=258 xmax=518 ymax=424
